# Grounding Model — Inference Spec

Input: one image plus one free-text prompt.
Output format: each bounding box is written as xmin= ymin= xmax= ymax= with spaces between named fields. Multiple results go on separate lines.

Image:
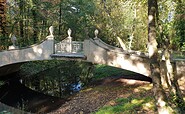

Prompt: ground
xmin=1 ymin=74 xmax=184 ymax=114
xmin=49 ymin=75 xmax=155 ymax=114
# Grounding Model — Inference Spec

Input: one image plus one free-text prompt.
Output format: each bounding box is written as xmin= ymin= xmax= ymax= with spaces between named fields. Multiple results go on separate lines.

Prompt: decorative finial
xmin=49 ymin=26 xmax=54 ymax=36
xmin=94 ymin=29 xmax=99 ymax=39
xmin=67 ymin=28 xmax=72 ymax=38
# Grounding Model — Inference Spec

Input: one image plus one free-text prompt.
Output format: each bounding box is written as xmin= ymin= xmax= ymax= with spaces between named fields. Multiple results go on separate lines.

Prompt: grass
xmin=95 ymin=96 xmax=155 ymax=114
xmin=93 ymin=64 xmax=136 ymax=79
xmin=92 ymin=65 xmax=155 ymax=114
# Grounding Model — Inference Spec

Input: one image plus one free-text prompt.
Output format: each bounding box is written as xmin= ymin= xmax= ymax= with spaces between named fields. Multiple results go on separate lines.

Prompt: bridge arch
xmin=1 ymin=28 xmax=185 ymax=78
xmin=0 ymin=35 xmax=54 ymax=77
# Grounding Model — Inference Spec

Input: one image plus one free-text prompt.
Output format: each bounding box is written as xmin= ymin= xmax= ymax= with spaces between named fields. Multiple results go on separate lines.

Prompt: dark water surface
xmin=0 ymin=78 xmax=66 ymax=113
xmin=0 ymin=61 xmax=93 ymax=113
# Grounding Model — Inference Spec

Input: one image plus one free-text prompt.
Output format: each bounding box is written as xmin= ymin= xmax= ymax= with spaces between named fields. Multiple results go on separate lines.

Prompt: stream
xmin=0 ymin=61 xmax=94 ymax=113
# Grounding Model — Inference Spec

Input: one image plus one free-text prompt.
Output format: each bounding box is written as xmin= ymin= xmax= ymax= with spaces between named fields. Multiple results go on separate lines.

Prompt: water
xmin=0 ymin=61 xmax=94 ymax=113
xmin=0 ymin=77 xmax=66 ymax=113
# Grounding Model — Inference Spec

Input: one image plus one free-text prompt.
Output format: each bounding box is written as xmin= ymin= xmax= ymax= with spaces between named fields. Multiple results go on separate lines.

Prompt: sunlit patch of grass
xmin=134 ymin=84 xmax=153 ymax=93
xmin=95 ymin=96 xmax=155 ymax=114
xmin=142 ymin=101 xmax=155 ymax=111
xmin=138 ymin=84 xmax=153 ymax=90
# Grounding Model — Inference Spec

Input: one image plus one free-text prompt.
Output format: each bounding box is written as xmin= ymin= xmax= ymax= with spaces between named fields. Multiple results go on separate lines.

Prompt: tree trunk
xmin=162 ymin=36 xmax=185 ymax=113
xmin=19 ymin=0 xmax=24 ymax=39
xmin=171 ymin=62 xmax=185 ymax=113
xmin=32 ymin=9 xmax=38 ymax=43
xmin=148 ymin=0 xmax=170 ymax=113
xmin=159 ymin=2 xmax=185 ymax=111
xmin=0 ymin=0 xmax=7 ymax=36
xmin=129 ymin=4 xmax=137 ymax=50
xmin=59 ymin=1 xmax=62 ymax=35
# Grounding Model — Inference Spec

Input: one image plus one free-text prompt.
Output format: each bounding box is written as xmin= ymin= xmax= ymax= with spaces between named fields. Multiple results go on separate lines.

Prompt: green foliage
xmin=21 ymin=60 xmax=94 ymax=97
xmin=0 ymin=36 xmax=11 ymax=50
xmin=154 ymin=1 xmax=185 ymax=52
xmin=94 ymin=0 xmax=148 ymax=50
xmin=55 ymin=0 xmax=97 ymax=41
xmin=1 ymin=0 xmax=150 ymax=51
xmin=2 ymin=0 xmax=56 ymax=47
xmin=93 ymin=64 xmax=135 ymax=79
xmin=1 ymin=0 xmax=184 ymax=52
xmin=173 ymin=2 xmax=185 ymax=51
xmin=95 ymin=96 xmax=154 ymax=114
xmin=79 ymin=62 xmax=94 ymax=85
xmin=20 ymin=60 xmax=64 ymax=77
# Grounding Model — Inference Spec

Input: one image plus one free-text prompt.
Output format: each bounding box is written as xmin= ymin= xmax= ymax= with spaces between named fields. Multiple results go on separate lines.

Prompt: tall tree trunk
xmin=59 ymin=1 xmax=62 ymax=35
xmin=170 ymin=62 xmax=185 ymax=113
xmin=129 ymin=4 xmax=137 ymax=50
xmin=0 ymin=0 xmax=7 ymax=36
xmin=160 ymin=24 xmax=185 ymax=113
xmin=148 ymin=0 xmax=170 ymax=113
xmin=32 ymin=9 xmax=38 ymax=43
xmin=19 ymin=0 xmax=24 ymax=39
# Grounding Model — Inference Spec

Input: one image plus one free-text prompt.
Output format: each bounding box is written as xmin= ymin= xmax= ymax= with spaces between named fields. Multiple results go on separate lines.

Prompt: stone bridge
xmin=0 ymin=27 xmax=184 ymax=78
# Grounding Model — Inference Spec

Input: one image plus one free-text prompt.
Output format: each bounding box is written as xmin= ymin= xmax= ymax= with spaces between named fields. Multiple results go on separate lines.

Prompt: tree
xmin=148 ymin=0 xmax=185 ymax=113
xmin=18 ymin=0 xmax=24 ymax=39
xmin=0 ymin=0 xmax=7 ymax=36
xmin=173 ymin=0 xmax=185 ymax=50
xmin=161 ymin=1 xmax=185 ymax=113
xmin=93 ymin=0 xmax=148 ymax=51
xmin=148 ymin=0 xmax=171 ymax=113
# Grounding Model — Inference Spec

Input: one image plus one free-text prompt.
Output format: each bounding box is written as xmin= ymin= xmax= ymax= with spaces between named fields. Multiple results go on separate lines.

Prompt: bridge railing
xmin=54 ymin=28 xmax=83 ymax=54
xmin=55 ymin=41 xmax=83 ymax=53
xmin=71 ymin=41 xmax=83 ymax=53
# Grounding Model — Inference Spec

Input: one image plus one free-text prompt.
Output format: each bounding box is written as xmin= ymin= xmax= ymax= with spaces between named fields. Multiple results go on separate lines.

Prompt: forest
xmin=0 ymin=0 xmax=183 ymax=51
xmin=0 ymin=0 xmax=185 ymax=114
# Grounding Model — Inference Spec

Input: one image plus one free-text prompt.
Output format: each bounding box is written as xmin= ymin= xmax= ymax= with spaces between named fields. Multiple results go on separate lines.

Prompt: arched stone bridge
xmin=0 ymin=28 xmax=184 ymax=78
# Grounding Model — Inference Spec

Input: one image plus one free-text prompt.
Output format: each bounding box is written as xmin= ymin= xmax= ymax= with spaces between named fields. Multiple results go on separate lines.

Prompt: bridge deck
xmin=50 ymin=53 xmax=86 ymax=59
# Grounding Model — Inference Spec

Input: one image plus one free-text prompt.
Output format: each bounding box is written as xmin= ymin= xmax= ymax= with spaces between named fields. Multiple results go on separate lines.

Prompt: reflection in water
xmin=0 ymin=78 xmax=66 ymax=113
xmin=0 ymin=61 xmax=94 ymax=113
xmin=22 ymin=61 xmax=94 ymax=98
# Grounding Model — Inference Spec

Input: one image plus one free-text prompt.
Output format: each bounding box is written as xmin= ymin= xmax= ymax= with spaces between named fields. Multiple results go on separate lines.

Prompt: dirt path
xmin=49 ymin=76 xmax=153 ymax=114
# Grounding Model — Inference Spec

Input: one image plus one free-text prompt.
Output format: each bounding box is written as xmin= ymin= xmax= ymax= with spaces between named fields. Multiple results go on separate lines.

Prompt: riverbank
xmin=1 ymin=75 xmax=184 ymax=114
xmin=50 ymin=74 xmax=185 ymax=114
xmin=49 ymin=75 xmax=154 ymax=114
